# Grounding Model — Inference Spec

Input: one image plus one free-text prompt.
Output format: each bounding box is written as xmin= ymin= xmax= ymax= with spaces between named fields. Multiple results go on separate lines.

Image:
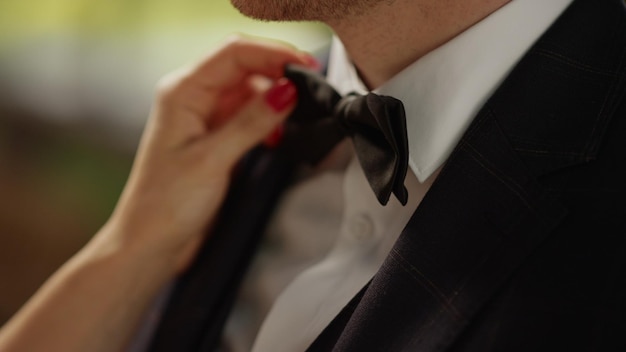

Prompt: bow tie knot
xmin=280 ymin=65 xmax=410 ymax=206
xmin=334 ymin=94 xmax=360 ymax=127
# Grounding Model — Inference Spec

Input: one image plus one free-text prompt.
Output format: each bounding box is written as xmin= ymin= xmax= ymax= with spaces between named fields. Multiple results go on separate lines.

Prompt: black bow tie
xmin=280 ymin=65 xmax=410 ymax=206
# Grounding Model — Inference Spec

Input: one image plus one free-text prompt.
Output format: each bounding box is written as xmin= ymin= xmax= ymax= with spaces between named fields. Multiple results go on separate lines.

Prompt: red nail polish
xmin=264 ymin=124 xmax=285 ymax=148
xmin=265 ymin=78 xmax=297 ymax=112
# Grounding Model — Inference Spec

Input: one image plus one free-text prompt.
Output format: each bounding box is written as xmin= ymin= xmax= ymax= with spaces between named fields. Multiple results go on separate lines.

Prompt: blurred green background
xmin=0 ymin=0 xmax=329 ymax=326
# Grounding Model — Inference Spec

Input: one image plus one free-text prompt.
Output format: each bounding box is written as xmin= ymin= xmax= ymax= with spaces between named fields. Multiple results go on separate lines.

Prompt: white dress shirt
xmin=224 ymin=1 xmax=574 ymax=351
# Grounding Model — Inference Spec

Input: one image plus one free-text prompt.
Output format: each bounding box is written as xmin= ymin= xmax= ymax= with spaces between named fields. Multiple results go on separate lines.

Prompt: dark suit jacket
xmin=149 ymin=0 xmax=626 ymax=350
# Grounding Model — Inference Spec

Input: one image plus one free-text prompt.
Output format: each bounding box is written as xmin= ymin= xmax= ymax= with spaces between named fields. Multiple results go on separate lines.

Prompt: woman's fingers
xmin=190 ymin=35 xmax=315 ymax=88
xmin=150 ymin=36 xmax=316 ymax=147
xmin=196 ymin=78 xmax=297 ymax=169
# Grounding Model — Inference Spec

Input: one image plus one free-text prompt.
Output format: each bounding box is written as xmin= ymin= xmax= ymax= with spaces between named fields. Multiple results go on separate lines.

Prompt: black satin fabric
xmin=283 ymin=65 xmax=409 ymax=206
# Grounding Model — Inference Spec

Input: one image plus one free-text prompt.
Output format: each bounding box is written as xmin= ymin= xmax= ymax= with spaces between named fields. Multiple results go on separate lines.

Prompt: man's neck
xmin=326 ymin=0 xmax=511 ymax=89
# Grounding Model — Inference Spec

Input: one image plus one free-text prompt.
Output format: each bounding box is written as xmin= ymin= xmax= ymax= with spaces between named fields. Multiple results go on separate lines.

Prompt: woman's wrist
xmin=88 ymin=218 xmax=183 ymax=282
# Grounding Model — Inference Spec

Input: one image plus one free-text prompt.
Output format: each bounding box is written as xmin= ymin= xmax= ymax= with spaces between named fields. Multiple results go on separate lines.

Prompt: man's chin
xmin=229 ymin=0 xmax=379 ymax=23
xmin=229 ymin=0 xmax=309 ymax=22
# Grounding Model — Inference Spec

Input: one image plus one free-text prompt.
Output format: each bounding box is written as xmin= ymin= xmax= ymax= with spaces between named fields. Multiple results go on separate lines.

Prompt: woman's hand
xmin=0 ymin=36 xmax=316 ymax=352
xmin=105 ymin=36 xmax=315 ymax=274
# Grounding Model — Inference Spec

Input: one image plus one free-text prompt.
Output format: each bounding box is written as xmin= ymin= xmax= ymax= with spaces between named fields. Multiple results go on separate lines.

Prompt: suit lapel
xmin=309 ymin=97 xmax=569 ymax=352
xmin=309 ymin=0 xmax=626 ymax=350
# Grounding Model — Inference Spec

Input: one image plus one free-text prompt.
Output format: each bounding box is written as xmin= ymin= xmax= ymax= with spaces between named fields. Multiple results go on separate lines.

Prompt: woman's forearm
xmin=0 ymin=36 xmax=315 ymax=351
xmin=0 ymin=224 xmax=176 ymax=352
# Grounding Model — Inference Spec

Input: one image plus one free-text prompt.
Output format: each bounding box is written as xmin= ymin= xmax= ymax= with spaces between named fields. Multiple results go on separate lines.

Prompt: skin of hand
xmin=0 ymin=36 xmax=316 ymax=352
xmin=107 ymin=36 xmax=315 ymax=274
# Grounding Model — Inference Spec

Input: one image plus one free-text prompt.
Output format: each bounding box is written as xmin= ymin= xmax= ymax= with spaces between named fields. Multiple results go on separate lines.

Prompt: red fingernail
xmin=265 ymin=78 xmax=297 ymax=112
xmin=264 ymin=124 xmax=285 ymax=148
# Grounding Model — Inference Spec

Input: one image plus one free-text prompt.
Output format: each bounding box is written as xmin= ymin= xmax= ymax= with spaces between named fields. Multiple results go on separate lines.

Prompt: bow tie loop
xmin=281 ymin=65 xmax=410 ymax=206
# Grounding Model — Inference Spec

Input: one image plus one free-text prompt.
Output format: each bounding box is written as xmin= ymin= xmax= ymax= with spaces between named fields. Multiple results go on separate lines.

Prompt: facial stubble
xmin=230 ymin=0 xmax=390 ymax=22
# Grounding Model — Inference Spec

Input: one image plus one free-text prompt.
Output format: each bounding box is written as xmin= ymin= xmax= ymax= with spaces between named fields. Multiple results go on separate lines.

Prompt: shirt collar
xmin=326 ymin=0 xmax=574 ymax=182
